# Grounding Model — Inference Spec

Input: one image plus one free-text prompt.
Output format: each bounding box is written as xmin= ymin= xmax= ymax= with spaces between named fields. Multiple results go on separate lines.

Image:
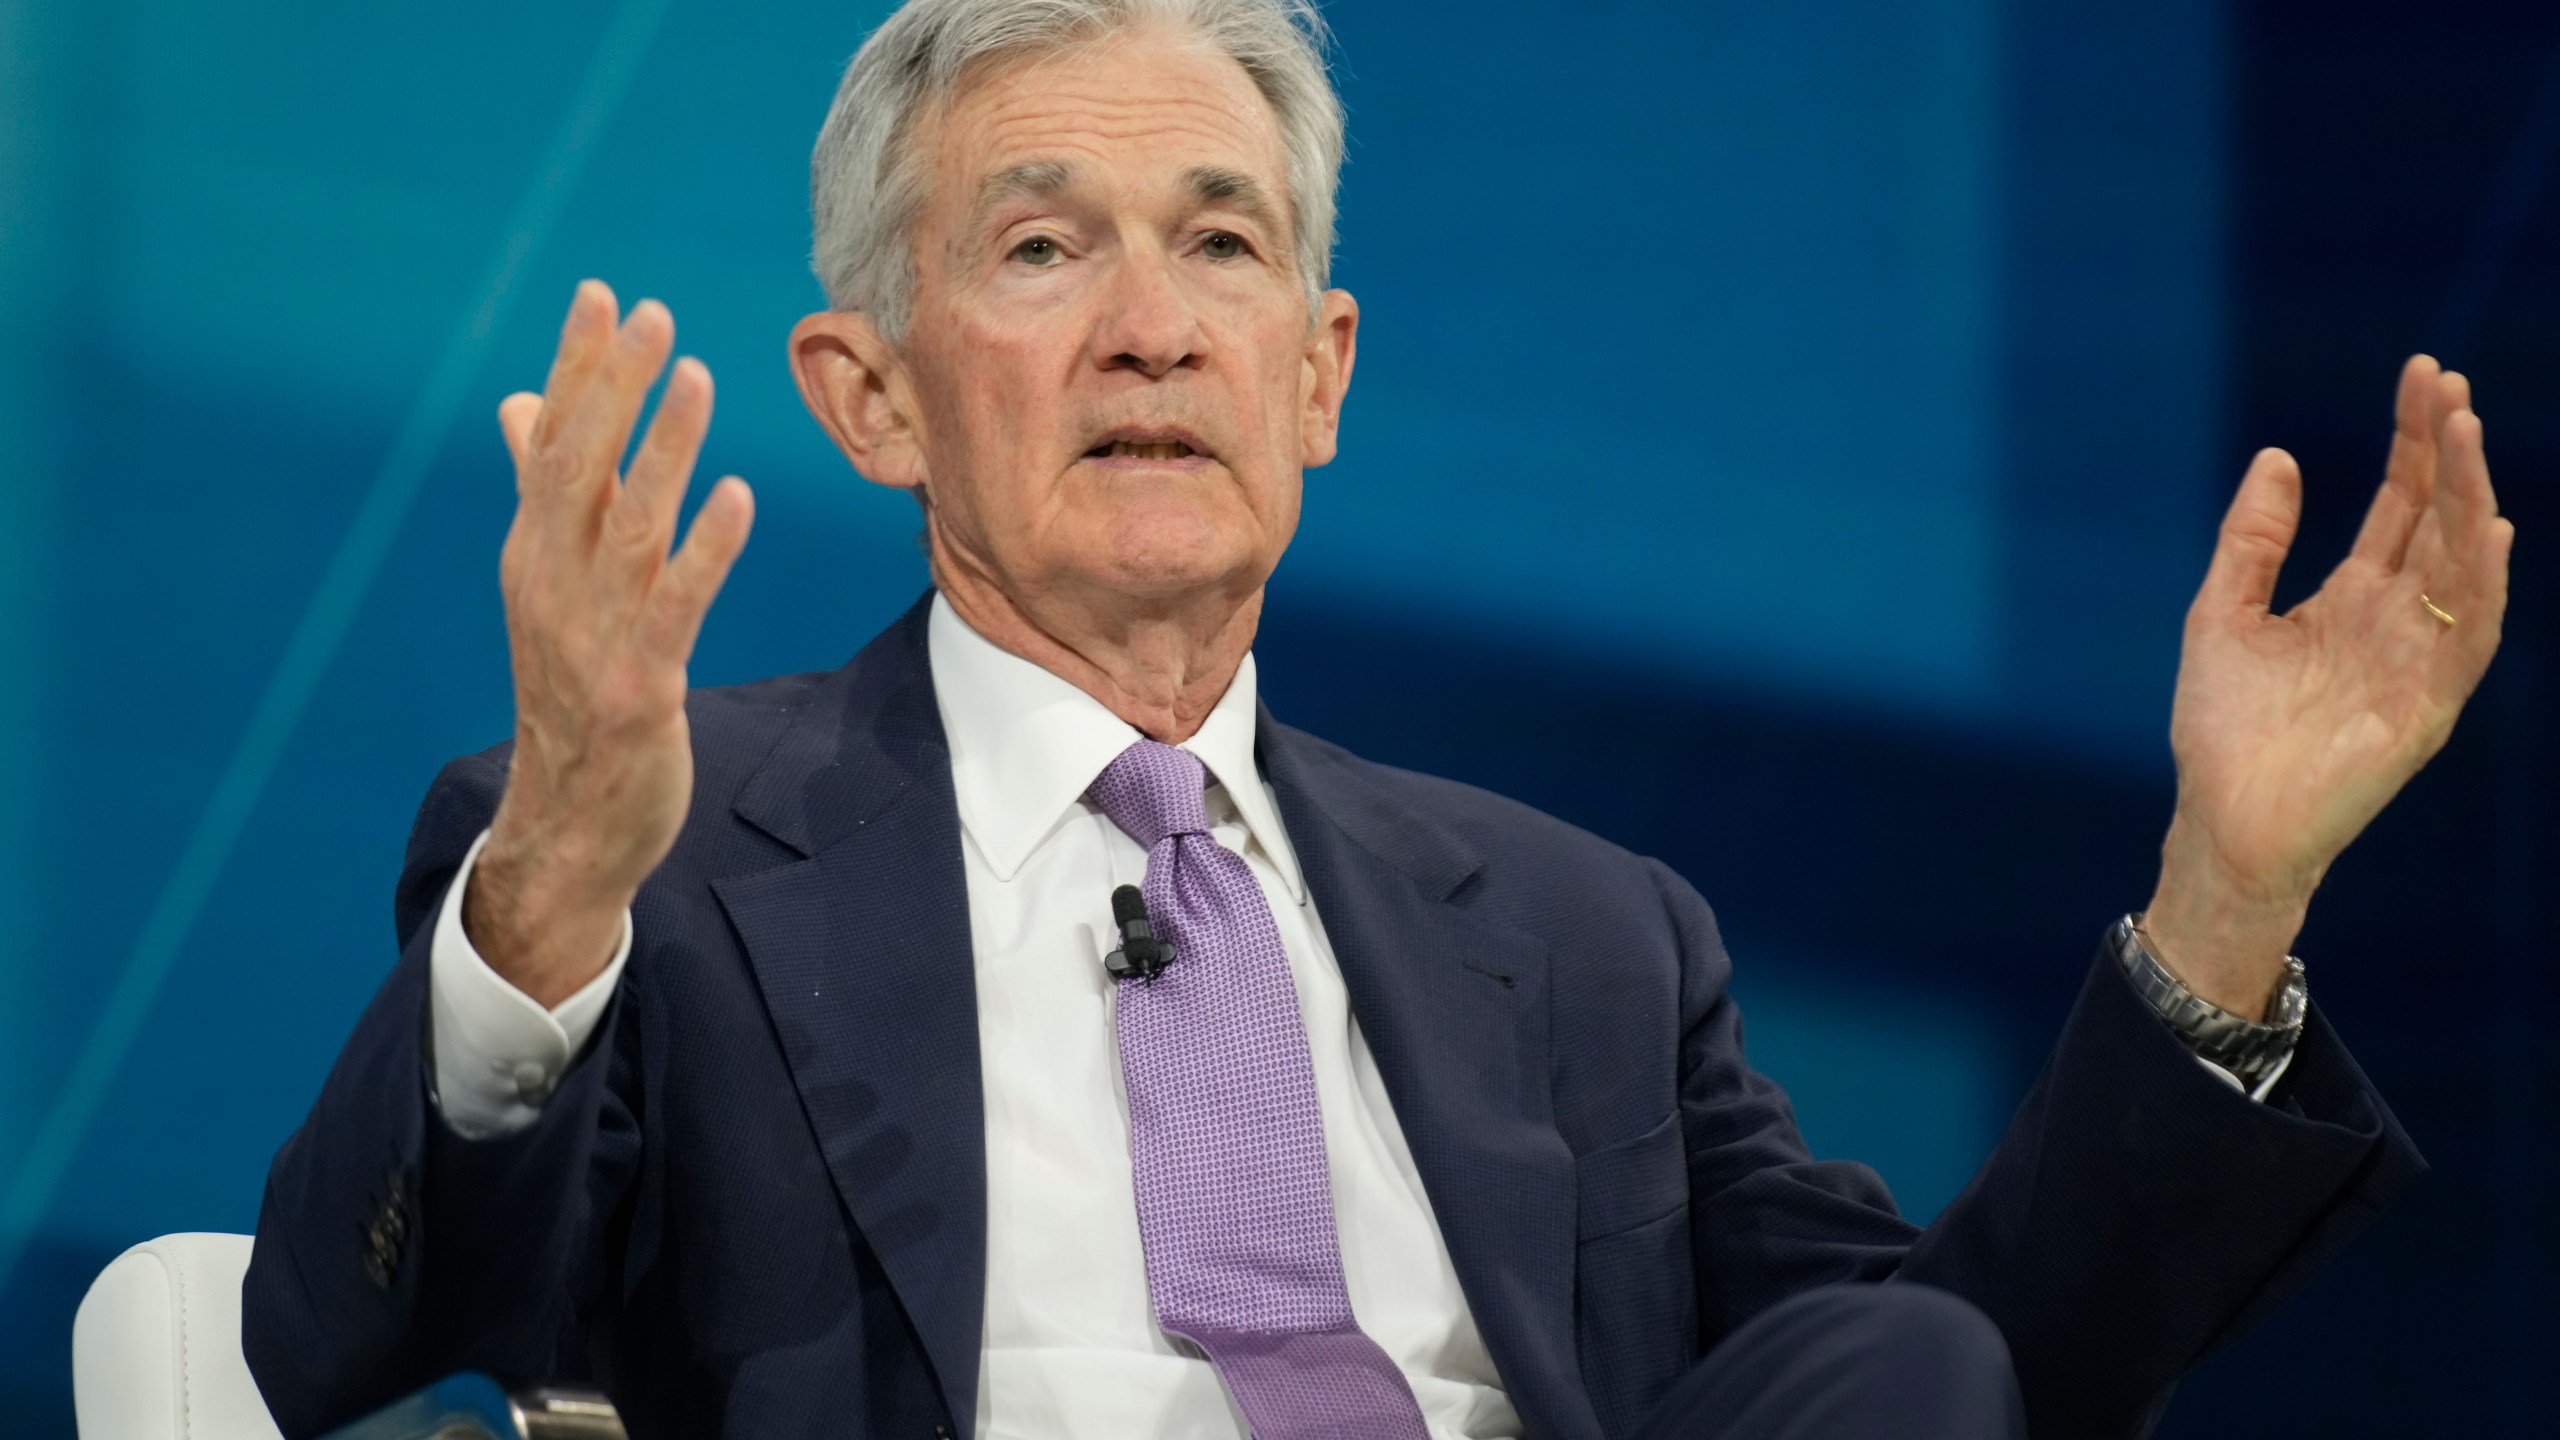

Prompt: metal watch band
xmin=2111 ymin=914 xmax=2306 ymax=1093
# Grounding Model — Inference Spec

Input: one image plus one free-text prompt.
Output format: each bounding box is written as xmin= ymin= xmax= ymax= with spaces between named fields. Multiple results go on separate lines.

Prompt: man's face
xmin=884 ymin=24 xmax=1356 ymax=613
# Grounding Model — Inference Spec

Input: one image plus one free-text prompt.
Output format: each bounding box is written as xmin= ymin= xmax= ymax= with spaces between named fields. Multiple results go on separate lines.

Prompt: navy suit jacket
xmin=245 ymin=595 xmax=2423 ymax=1439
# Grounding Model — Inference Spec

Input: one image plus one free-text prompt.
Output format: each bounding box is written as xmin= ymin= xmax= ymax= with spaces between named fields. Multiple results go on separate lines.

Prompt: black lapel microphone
xmin=1102 ymin=884 xmax=1175 ymax=983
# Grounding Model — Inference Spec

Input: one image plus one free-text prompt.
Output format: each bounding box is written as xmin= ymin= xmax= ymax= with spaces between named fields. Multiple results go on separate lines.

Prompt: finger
xmin=2475 ymin=517 xmax=2516 ymax=653
xmin=614 ymin=357 xmax=713 ymax=551
xmin=2431 ymin=406 xmax=2500 ymax=547
xmin=643 ymin=477 xmax=755 ymax=662
xmin=552 ymin=299 xmax=678 ymax=525
xmin=2193 ymin=447 xmax=2302 ymax=620
xmin=531 ymin=280 xmax=620 ymax=453
xmin=2409 ymin=408 xmax=2505 ymax=622
xmin=2348 ymin=354 xmax=2441 ymax=570
xmin=2438 ymin=366 xmax=2472 ymax=417
xmin=2462 ymin=516 xmax=2516 ymax=656
xmin=2418 ymin=513 xmax=2511 ymax=704
xmin=2405 ymin=397 xmax=2504 ymax=548
xmin=2399 ymin=502 xmax=2453 ymax=596
xmin=498 ymin=392 xmax=544 ymax=471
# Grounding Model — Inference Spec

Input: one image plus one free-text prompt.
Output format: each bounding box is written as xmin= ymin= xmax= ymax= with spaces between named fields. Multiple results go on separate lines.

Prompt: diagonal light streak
xmin=0 ymin=0 xmax=678 ymax=1302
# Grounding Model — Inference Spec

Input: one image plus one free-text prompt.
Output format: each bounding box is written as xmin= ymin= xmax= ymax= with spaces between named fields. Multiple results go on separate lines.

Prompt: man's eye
xmin=1202 ymin=232 xmax=1247 ymax=261
xmin=1012 ymin=237 xmax=1061 ymax=266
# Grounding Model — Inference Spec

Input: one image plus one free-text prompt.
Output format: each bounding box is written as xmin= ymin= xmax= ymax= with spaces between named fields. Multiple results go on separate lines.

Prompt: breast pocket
xmin=1573 ymin=1109 xmax=1696 ymax=1432
xmin=1575 ymin=1109 xmax=1687 ymax=1240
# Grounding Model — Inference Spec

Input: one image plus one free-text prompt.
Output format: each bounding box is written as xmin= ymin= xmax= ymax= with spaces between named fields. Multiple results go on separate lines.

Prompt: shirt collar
xmin=925 ymin=593 xmax=1304 ymax=902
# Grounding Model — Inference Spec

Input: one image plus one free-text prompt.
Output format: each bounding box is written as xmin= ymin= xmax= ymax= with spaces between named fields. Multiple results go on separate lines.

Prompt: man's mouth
xmin=1087 ymin=439 xmax=1200 ymax=460
xmin=1082 ymin=426 xmax=1215 ymax=464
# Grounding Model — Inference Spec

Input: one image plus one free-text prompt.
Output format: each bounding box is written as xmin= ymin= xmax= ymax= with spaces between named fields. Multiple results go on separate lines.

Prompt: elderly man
xmin=243 ymin=0 xmax=2510 ymax=1436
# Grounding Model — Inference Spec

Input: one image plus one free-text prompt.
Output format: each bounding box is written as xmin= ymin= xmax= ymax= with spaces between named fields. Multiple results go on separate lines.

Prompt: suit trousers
xmin=1630 ymin=1283 xmax=2027 ymax=1440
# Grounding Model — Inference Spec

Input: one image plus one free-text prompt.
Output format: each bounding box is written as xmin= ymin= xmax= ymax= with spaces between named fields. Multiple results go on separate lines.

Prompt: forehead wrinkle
xmin=951 ymin=65 xmax=1286 ymax=176
xmin=972 ymin=102 xmax=1274 ymax=167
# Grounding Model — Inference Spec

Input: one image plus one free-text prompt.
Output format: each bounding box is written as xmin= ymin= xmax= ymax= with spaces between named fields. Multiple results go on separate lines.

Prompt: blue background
xmin=1 ymin=0 xmax=2552 ymax=1431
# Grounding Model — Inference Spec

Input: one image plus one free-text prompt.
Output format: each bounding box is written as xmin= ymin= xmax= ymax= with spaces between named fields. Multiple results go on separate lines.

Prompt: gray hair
xmin=810 ymin=0 xmax=1343 ymax=343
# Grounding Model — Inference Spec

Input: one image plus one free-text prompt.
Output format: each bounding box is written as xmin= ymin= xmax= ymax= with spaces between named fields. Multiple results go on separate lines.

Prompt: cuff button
xmin=513 ymin=1061 xmax=557 ymax=1106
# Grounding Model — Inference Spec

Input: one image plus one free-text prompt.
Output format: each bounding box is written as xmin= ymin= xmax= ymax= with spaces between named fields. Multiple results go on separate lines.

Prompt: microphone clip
xmin=1103 ymin=884 xmax=1175 ymax=983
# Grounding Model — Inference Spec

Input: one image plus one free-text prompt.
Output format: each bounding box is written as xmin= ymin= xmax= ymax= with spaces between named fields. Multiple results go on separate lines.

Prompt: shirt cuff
xmin=2113 ymin=915 xmax=2302 ymax=1106
xmin=2194 ymin=1048 xmax=2293 ymax=1104
xmin=427 ymin=828 xmax=632 ymax=1139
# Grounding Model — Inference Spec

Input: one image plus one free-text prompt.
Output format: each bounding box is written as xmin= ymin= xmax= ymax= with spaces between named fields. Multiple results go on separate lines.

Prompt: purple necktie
xmin=1087 ymin=739 xmax=1432 ymax=1440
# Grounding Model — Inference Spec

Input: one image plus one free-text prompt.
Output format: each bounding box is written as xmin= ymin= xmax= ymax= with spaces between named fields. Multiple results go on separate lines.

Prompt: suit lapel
xmin=697 ymin=603 xmax=1590 ymax=1436
xmin=1260 ymin=711 xmax=1597 ymax=1440
xmin=711 ymin=599 xmax=988 ymax=1430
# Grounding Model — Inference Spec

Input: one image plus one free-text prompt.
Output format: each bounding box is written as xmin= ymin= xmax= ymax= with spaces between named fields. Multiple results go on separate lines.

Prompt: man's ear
xmin=1298 ymin=289 xmax=1359 ymax=469
xmin=791 ymin=310 xmax=928 ymax=493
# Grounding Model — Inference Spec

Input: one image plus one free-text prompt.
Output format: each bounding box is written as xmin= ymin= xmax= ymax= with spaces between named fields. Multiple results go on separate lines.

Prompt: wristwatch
xmin=2111 ymin=914 xmax=2306 ymax=1094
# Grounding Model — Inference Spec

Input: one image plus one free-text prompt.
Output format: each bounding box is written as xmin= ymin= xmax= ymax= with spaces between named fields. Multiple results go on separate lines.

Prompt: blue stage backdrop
xmin=2 ymin=0 xmax=2553 ymax=1433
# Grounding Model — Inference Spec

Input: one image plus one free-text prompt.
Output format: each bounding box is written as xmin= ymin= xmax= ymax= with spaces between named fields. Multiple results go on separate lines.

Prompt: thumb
xmin=2193 ymin=447 xmax=2303 ymax=621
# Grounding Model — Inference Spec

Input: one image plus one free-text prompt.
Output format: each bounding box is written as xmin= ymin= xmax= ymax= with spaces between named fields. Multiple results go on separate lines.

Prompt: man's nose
xmin=1096 ymin=243 xmax=1208 ymax=379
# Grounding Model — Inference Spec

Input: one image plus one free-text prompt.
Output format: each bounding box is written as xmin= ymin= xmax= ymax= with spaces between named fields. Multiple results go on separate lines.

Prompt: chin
xmin=1037 ymin=464 xmax=1287 ymax=601
xmin=1086 ymin=514 xmax=1262 ymax=599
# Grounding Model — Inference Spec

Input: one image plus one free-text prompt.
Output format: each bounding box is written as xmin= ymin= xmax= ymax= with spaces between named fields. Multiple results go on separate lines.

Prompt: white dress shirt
xmin=426 ymin=594 xmax=1521 ymax=1439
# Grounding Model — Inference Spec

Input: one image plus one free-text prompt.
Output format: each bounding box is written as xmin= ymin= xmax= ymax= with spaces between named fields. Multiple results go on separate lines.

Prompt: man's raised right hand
xmin=465 ymin=281 xmax=755 ymax=1008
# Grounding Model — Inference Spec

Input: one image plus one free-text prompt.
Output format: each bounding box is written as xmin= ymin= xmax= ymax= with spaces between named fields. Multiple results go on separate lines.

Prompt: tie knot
xmin=1088 ymin=739 xmax=1210 ymax=850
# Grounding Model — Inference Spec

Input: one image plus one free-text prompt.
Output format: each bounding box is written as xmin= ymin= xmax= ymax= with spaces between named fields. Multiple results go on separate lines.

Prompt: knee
xmin=1847 ymin=1284 xmax=2010 ymax=1374
xmin=1764 ymin=1281 xmax=2013 ymax=1379
xmin=1640 ymin=1284 xmax=2024 ymax=1440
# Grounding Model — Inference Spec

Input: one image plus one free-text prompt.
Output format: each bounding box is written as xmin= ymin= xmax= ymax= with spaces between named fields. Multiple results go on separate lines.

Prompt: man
xmin=242 ymin=0 xmax=2513 ymax=1436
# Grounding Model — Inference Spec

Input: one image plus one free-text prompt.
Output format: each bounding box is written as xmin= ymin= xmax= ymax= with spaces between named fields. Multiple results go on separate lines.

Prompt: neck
xmin=931 ymin=550 xmax=1260 ymax=746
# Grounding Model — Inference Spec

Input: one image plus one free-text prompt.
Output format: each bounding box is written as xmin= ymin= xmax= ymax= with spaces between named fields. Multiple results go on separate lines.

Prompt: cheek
xmin=1261 ymin=336 xmax=1318 ymax=455
xmin=924 ymin=325 xmax=1061 ymax=493
xmin=1264 ymin=470 xmax=1303 ymax=549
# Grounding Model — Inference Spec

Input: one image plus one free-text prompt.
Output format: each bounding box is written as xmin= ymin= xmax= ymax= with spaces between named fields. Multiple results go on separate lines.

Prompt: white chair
xmin=72 ymin=1233 xmax=285 ymax=1440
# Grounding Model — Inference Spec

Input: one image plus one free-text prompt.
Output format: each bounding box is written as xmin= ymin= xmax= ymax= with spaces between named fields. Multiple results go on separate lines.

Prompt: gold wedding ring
xmin=2420 ymin=593 xmax=2458 ymax=627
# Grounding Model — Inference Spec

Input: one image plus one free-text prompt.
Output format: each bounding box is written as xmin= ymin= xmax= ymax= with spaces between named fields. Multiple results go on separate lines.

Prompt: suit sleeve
xmin=1652 ymin=860 xmax=2426 ymax=1440
xmin=241 ymin=749 xmax=646 ymax=1438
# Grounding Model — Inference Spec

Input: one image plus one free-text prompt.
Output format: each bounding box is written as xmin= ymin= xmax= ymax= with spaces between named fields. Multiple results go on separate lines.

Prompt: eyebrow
xmin=969 ymin=160 xmax=1075 ymax=232
xmin=1183 ymin=165 xmax=1278 ymax=229
xmin=965 ymin=160 xmax=1282 ymax=235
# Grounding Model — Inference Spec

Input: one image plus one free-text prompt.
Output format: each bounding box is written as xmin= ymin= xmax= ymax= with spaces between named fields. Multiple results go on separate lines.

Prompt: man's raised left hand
xmin=2142 ymin=354 xmax=2513 ymax=1018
